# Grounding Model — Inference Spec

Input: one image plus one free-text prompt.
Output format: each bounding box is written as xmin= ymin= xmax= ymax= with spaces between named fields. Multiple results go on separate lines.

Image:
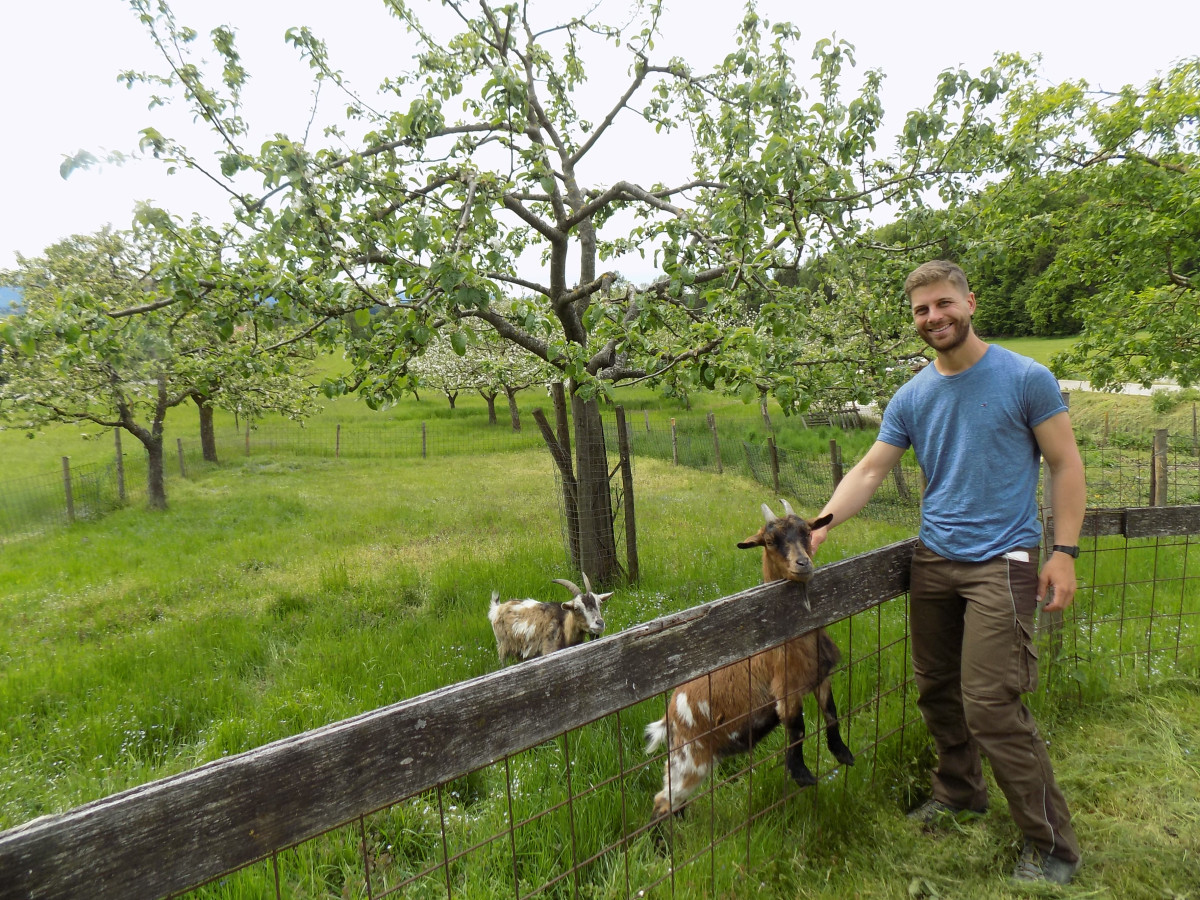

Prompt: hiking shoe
xmin=1011 ymin=841 xmax=1081 ymax=885
xmin=906 ymin=798 xmax=987 ymax=829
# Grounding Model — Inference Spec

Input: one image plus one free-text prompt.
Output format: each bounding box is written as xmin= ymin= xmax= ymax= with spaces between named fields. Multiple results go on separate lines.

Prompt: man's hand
xmin=1038 ymin=551 xmax=1077 ymax=612
xmin=811 ymin=524 xmax=830 ymax=558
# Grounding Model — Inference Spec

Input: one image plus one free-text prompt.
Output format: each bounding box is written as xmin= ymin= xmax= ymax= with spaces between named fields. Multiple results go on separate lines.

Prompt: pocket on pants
xmin=1016 ymin=617 xmax=1039 ymax=694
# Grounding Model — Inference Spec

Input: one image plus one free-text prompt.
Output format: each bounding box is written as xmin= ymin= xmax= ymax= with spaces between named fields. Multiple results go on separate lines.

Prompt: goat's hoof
xmin=834 ymin=747 xmax=856 ymax=766
xmin=788 ymin=767 xmax=818 ymax=787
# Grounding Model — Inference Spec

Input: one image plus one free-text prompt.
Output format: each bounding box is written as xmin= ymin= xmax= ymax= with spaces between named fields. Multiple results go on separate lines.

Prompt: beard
xmin=919 ymin=317 xmax=972 ymax=353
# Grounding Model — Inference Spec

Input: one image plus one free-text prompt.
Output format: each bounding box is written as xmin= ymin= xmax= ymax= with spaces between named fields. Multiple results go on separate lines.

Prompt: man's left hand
xmin=1038 ymin=551 xmax=1078 ymax=612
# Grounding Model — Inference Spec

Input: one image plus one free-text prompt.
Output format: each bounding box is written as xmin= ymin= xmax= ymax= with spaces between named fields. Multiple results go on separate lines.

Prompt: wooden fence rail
xmin=2 ymin=505 xmax=1198 ymax=900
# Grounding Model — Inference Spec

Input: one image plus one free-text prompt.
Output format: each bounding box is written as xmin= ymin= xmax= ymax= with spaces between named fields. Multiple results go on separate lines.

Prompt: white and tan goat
xmin=488 ymin=574 xmax=611 ymax=664
xmin=645 ymin=501 xmax=854 ymax=820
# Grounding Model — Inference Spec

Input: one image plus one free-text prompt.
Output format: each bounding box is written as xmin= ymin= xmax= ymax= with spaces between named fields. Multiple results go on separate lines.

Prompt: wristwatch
xmin=1051 ymin=544 xmax=1080 ymax=559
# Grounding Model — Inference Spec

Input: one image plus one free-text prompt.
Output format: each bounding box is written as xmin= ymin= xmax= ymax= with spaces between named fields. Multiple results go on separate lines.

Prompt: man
xmin=810 ymin=260 xmax=1085 ymax=885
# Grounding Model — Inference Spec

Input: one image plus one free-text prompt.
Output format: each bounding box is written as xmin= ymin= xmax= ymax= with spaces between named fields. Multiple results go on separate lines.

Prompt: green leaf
xmin=450 ymin=330 xmax=468 ymax=356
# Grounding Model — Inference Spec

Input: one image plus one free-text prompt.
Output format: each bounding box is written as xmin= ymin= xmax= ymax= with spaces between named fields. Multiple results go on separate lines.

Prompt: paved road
xmin=1057 ymin=379 xmax=1178 ymax=397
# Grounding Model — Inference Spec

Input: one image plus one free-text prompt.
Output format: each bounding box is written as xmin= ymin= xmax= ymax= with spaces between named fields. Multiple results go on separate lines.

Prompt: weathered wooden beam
xmin=1078 ymin=505 xmax=1200 ymax=539
xmin=0 ymin=540 xmax=916 ymax=900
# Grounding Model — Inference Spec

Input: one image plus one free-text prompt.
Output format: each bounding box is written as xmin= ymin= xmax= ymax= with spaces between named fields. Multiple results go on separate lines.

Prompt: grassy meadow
xmin=2 ymin=340 xmax=1199 ymax=899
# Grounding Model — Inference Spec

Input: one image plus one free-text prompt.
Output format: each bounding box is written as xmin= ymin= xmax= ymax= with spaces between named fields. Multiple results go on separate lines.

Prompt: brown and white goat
xmin=488 ymin=574 xmax=612 ymax=664
xmin=644 ymin=501 xmax=854 ymax=820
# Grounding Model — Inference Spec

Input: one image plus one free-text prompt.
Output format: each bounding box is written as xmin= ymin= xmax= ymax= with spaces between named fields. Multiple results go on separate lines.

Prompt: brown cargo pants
xmin=909 ymin=542 xmax=1081 ymax=865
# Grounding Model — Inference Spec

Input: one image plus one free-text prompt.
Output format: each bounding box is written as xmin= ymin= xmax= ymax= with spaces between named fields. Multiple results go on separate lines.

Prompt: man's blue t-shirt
xmin=877 ymin=345 xmax=1066 ymax=562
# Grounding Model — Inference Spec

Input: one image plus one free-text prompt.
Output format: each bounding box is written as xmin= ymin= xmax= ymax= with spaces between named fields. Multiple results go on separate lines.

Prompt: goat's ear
xmin=811 ymin=513 xmax=834 ymax=530
xmin=561 ymin=600 xmax=581 ymax=611
xmin=737 ymin=532 xmax=765 ymax=550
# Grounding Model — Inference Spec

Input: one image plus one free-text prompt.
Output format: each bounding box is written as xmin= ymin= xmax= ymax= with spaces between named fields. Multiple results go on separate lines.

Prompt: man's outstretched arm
xmin=811 ymin=440 xmax=907 ymax=556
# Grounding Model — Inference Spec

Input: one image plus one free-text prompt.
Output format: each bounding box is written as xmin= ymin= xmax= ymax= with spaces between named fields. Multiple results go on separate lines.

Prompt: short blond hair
xmin=904 ymin=260 xmax=970 ymax=299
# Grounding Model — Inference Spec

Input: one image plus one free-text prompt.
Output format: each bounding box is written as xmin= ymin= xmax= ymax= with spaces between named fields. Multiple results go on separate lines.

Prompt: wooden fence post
xmin=177 ymin=439 xmax=187 ymax=478
xmin=1152 ymin=429 xmax=1169 ymax=506
xmin=891 ymin=461 xmax=911 ymax=503
xmin=829 ymin=440 xmax=844 ymax=489
xmin=114 ymin=429 xmax=126 ymax=502
xmin=767 ymin=436 xmax=780 ymax=495
xmin=670 ymin=418 xmax=678 ymax=466
xmin=421 ymin=422 xmax=427 ymax=459
xmin=615 ymin=407 xmax=639 ymax=583
xmin=643 ymin=410 xmax=650 ymax=433
xmin=760 ymin=397 xmax=773 ymax=431
xmin=62 ymin=457 xmax=75 ymax=523
xmin=707 ymin=412 xmax=723 ymax=474
xmin=336 ymin=424 xmax=342 ymax=459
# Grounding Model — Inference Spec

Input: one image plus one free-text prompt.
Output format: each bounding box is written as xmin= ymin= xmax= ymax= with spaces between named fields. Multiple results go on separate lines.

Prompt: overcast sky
xmin=2 ymin=0 xmax=1198 ymax=273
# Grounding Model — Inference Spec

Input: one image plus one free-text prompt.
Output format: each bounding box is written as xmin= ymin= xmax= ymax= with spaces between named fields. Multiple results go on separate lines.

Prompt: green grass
xmin=991 ymin=335 xmax=1081 ymax=371
xmin=1 ymin=423 xmax=1197 ymax=898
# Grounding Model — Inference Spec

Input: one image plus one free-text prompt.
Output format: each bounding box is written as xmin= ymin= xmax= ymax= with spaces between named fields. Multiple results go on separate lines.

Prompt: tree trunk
xmin=505 ymin=387 xmax=521 ymax=432
xmin=482 ymin=391 xmax=498 ymax=425
xmin=145 ymin=433 xmax=167 ymax=510
xmin=533 ymin=406 xmax=580 ymax=569
xmin=445 ymin=390 xmax=458 ymax=410
xmin=194 ymin=394 xmax=218 ymax=463
xmin=571 ymin=393 xmax=619 ymax=586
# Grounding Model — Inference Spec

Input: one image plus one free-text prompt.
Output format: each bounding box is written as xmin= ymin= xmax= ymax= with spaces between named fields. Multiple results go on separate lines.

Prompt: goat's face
xmin=564 ymin=592 xmax=608 ymax=635
xmin=737 ymin=501 xmax=834 ymax=584
xmin=553 ymin=575 xmax=613 ymax=636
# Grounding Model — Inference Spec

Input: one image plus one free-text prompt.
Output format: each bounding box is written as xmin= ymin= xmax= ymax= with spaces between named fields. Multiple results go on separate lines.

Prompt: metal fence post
xmin=177 ymin=439 xmax=187 ymax=478
xmin=336 ymin=424 xmax=342 ymax=459
xmin=670 ymin=418 xmax=678 ymax=466
xmin=421 ymin=422 xmax=427 ymax=458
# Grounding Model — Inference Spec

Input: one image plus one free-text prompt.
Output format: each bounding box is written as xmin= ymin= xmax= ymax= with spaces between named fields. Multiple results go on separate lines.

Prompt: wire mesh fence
xmin=2 ymin=509 xmax=1196 ymax=899
xmin=3 ymin=409 xmax=1198 ymax=546
xmin=1080 ymin=440 xmax=1200 ymax=508
xmin=0 ymin=459 xmax=126 ymax=542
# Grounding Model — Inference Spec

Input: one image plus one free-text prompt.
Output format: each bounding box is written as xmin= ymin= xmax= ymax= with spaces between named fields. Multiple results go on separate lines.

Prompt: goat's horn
xmin=761 ymin=503 xmax=777 ymax=523
xmin=582 ymin=572 xmax=593 ymax=595
xmin=552 ymin=578 xmax=582 ymax=596
xmin=781 ymin=498 xmax=795 ymax=517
